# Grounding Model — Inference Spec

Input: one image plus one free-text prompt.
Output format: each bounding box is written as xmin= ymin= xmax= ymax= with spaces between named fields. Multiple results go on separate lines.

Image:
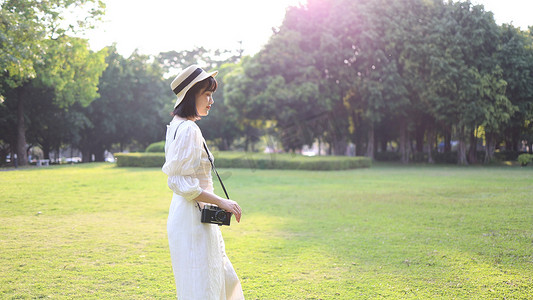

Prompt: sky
xmin=80 ymin=0 xmax=533 ymax=57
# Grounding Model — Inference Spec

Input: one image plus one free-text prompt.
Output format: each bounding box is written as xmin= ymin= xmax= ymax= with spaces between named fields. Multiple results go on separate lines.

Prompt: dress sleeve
xmin=162 ymin=122 xmax=204 ymax=201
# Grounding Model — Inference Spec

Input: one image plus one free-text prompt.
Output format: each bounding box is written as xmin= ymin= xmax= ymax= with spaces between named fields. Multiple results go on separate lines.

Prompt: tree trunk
xmin=468 ymin=127 xmax=477 ymax=164
xmin=415 ymin=125 xmax=424 ymax=153
xmin=355 ymin=133 xmax=364 ymax=156
xmin=444 ymin=125 xmax=452 ymax=152
xmin=332 ymin=138 xmax=347 ymax=156
xmin=0 ymin=147 xmax=8 ymax=167
xmin=380 ymin=138 xmax=387 ymax=152
xmin=457 ymin=127 xmax=468 ymax=165
xmin=506 ymin=128 xmax=519 ymax=152
xmin=427 ymin=128 xmax=435 ymax=164
xmin=82 ymin=149 xmax=91 ymax=163
xmin=42 ymin=144 xmax=51 ymax=160
xmin=94 ymin=149 xmax=105 ymax=162
xmin=16 ymin=89 xmax=29 ymax=166
xmin=399 ymin=120 xmax=409 ymax=164
xmin=366 ymin=123 xmax=375 ymax=160
xmin=484 ymin=132 xmax=496 ymax=164
xmin=457 ymin=140 xmax=468 ymax=165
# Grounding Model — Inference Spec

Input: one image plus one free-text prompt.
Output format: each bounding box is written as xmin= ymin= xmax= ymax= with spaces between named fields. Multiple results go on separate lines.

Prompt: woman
xmin=162 ymin=65 xmax=244 ymax=299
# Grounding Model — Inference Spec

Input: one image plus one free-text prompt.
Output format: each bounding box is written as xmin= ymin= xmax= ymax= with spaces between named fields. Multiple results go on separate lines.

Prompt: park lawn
xmin=0 ymin=163 xmax=532 ymax=299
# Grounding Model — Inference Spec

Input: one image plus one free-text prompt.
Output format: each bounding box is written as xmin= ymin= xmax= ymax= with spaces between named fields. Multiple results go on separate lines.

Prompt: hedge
xmin=375 ymin=150 xmax=527 ymax=164
xmin=114 ymin=151 xmax=371 ymax=170
xmin=115 ymin=153 xmax=165 ymax=167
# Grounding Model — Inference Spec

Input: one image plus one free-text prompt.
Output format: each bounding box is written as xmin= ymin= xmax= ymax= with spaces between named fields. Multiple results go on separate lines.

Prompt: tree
xmin=158 ymin=0 xmax=533 ymax=162
xmin=421 ymin=1 xmax=509 ymax=164
xmin=1 ymin=36 xmax=106 ymax=163
xmin=157 ymin=47 xmax=242 ymax=75
xmin=197 ymin=62 xmax=242 ymax=151
xmin=73 ymin=47 xmax=169 ymax=162
xmin=497 ymin=25 xmax=533 ymax=153
xmin=477 ymin=67 xmax=517 ymax=162
xmin=225 ymin=0 xmax=348 ymax=153
xmin=0 ymin=0 xmax=105 ymax=165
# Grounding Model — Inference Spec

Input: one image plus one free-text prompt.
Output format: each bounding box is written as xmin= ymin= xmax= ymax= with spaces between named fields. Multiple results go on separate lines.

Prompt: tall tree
xmin=0 ymin=0 xmax=105 ymax=165
xmin=497 ymin=25 xmax=533 ymax=153
xmin=1 ymin=36 xmax=106 ymax=163
xmin=74 ymin=47 xmax=169 ymax=161
xmin=197 ymin=62 xmax=242 ymax=151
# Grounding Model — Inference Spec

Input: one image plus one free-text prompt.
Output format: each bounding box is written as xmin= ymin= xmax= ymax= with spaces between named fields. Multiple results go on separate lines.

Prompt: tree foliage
xmin=0 ymin=0 xmax=105 ymax=165
xmin=225 ymin=0 xmax=533 ymax=163
xmin=2 ymin=0 xmax=533 ymax=166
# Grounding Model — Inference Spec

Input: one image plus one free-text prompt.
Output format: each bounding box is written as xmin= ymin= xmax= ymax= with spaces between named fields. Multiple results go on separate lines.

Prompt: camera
xmin=201 ymin=204 xmax=231 ymax=226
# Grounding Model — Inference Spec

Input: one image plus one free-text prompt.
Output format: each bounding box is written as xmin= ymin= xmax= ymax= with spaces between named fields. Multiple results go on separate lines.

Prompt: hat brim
xmin=174 ymin=70 xmax=218 ymax=108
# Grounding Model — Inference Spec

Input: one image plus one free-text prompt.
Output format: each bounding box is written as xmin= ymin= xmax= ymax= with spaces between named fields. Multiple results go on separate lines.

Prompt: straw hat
xmin=170 ymin=65 xmax=218 ymax=108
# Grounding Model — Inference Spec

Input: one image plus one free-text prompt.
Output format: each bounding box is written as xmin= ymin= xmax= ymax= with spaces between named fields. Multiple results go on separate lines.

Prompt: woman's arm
xmin=194 ymin=191 xmax=242 ymax=223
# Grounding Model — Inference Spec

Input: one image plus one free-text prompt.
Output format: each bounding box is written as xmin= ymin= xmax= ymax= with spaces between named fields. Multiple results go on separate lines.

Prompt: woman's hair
xmin=172 ymin=76 xmax=218 ymax=118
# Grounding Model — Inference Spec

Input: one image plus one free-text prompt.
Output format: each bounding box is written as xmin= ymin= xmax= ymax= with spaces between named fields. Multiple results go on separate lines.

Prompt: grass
xmin=0 ymin=163 xmax=532 ymax=299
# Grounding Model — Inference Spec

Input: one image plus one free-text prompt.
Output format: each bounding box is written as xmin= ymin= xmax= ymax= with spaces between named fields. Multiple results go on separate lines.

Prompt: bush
xmin=145 ymin=141 xmax=165 ymax=153
xmin=517 ymin=154 xmax=533 ymax=166
xmin=115 ymin=153 xmax=165 ymax=167
xmin=114 ymin=151 xmax=371 ymax=170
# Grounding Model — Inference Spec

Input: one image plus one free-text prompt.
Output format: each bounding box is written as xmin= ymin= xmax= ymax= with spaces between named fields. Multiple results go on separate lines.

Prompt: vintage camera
xmin=201 ymin=204 xmax=231 ymax=226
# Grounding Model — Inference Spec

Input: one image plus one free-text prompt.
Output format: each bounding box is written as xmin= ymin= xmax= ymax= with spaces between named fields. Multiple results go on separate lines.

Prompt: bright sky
xmin=80 ymin=0 xmax=533 ymax=57
xmin=81 ymin=0 xmax=304 ymax=56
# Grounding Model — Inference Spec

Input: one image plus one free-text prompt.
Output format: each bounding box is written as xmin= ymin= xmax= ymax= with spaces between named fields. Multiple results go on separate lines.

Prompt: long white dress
xmin=162 ymin=117 xmax=244 ymax=300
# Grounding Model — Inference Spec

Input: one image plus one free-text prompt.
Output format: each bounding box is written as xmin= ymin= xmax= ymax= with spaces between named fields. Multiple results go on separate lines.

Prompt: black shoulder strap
xmin=203 ymin=142 xmax=230 ymax=200
xmin=173 ymin=120 xmax=186 ymax=140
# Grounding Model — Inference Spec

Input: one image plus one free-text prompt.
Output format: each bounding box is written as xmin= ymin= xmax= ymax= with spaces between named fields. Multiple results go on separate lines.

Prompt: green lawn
xmin=1 ymin=163 xmax=532 ymax=299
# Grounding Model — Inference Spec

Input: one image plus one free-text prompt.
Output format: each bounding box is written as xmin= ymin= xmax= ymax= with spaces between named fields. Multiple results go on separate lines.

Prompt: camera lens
xmin=215 ymin=210 xmax=227 ymax=222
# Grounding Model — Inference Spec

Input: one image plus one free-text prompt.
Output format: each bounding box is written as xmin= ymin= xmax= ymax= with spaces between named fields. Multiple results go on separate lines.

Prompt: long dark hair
xmin=172 ymin=76 xmax=218 ymax=119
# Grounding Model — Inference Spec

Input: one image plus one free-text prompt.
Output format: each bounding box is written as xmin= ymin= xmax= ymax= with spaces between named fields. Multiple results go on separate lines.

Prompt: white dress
xmin=162 ymin=117 xmax=244 ymax=300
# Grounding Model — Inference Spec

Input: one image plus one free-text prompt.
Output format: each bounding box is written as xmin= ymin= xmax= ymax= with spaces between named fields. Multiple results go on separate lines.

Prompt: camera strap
xmin=203 ymin=142 xmax=230 ymax=200
xmin=195 ymin=143 xmax=229 ymax=212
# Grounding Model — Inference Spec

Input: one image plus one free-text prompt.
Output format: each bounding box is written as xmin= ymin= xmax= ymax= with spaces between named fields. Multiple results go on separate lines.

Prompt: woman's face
xmin=195 ymin=88 xmax=214 ymax=117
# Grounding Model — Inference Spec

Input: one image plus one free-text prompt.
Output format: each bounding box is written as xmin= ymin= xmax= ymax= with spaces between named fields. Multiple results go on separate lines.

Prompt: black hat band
xmin=172 ymin=68 xmax=203 ymax=95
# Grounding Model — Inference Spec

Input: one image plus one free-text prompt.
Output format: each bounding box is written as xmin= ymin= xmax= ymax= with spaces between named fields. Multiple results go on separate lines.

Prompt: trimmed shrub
xmin=517 ymin=154 xmax=533 ymax=166
xmin=115 ymin=153 xmax=165 ymax=167
xmin=114 ymin=151 xmax=371 ymax=170
xmin=146 ymin=141 xmax=165 ymax=153
xmin=211 ymin=152 xmax=372 ymax=170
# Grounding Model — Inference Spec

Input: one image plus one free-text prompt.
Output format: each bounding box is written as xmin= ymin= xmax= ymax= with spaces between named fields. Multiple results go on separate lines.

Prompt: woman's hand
xmin=193 ymin=191 xmax=242 ymax=223
xmin=217 ymin=199 xmax=242 ymax=223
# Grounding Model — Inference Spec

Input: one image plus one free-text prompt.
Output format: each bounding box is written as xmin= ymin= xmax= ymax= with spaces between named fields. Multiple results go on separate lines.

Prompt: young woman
xmin=162 ymin=65 xmax=244 ymax=299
